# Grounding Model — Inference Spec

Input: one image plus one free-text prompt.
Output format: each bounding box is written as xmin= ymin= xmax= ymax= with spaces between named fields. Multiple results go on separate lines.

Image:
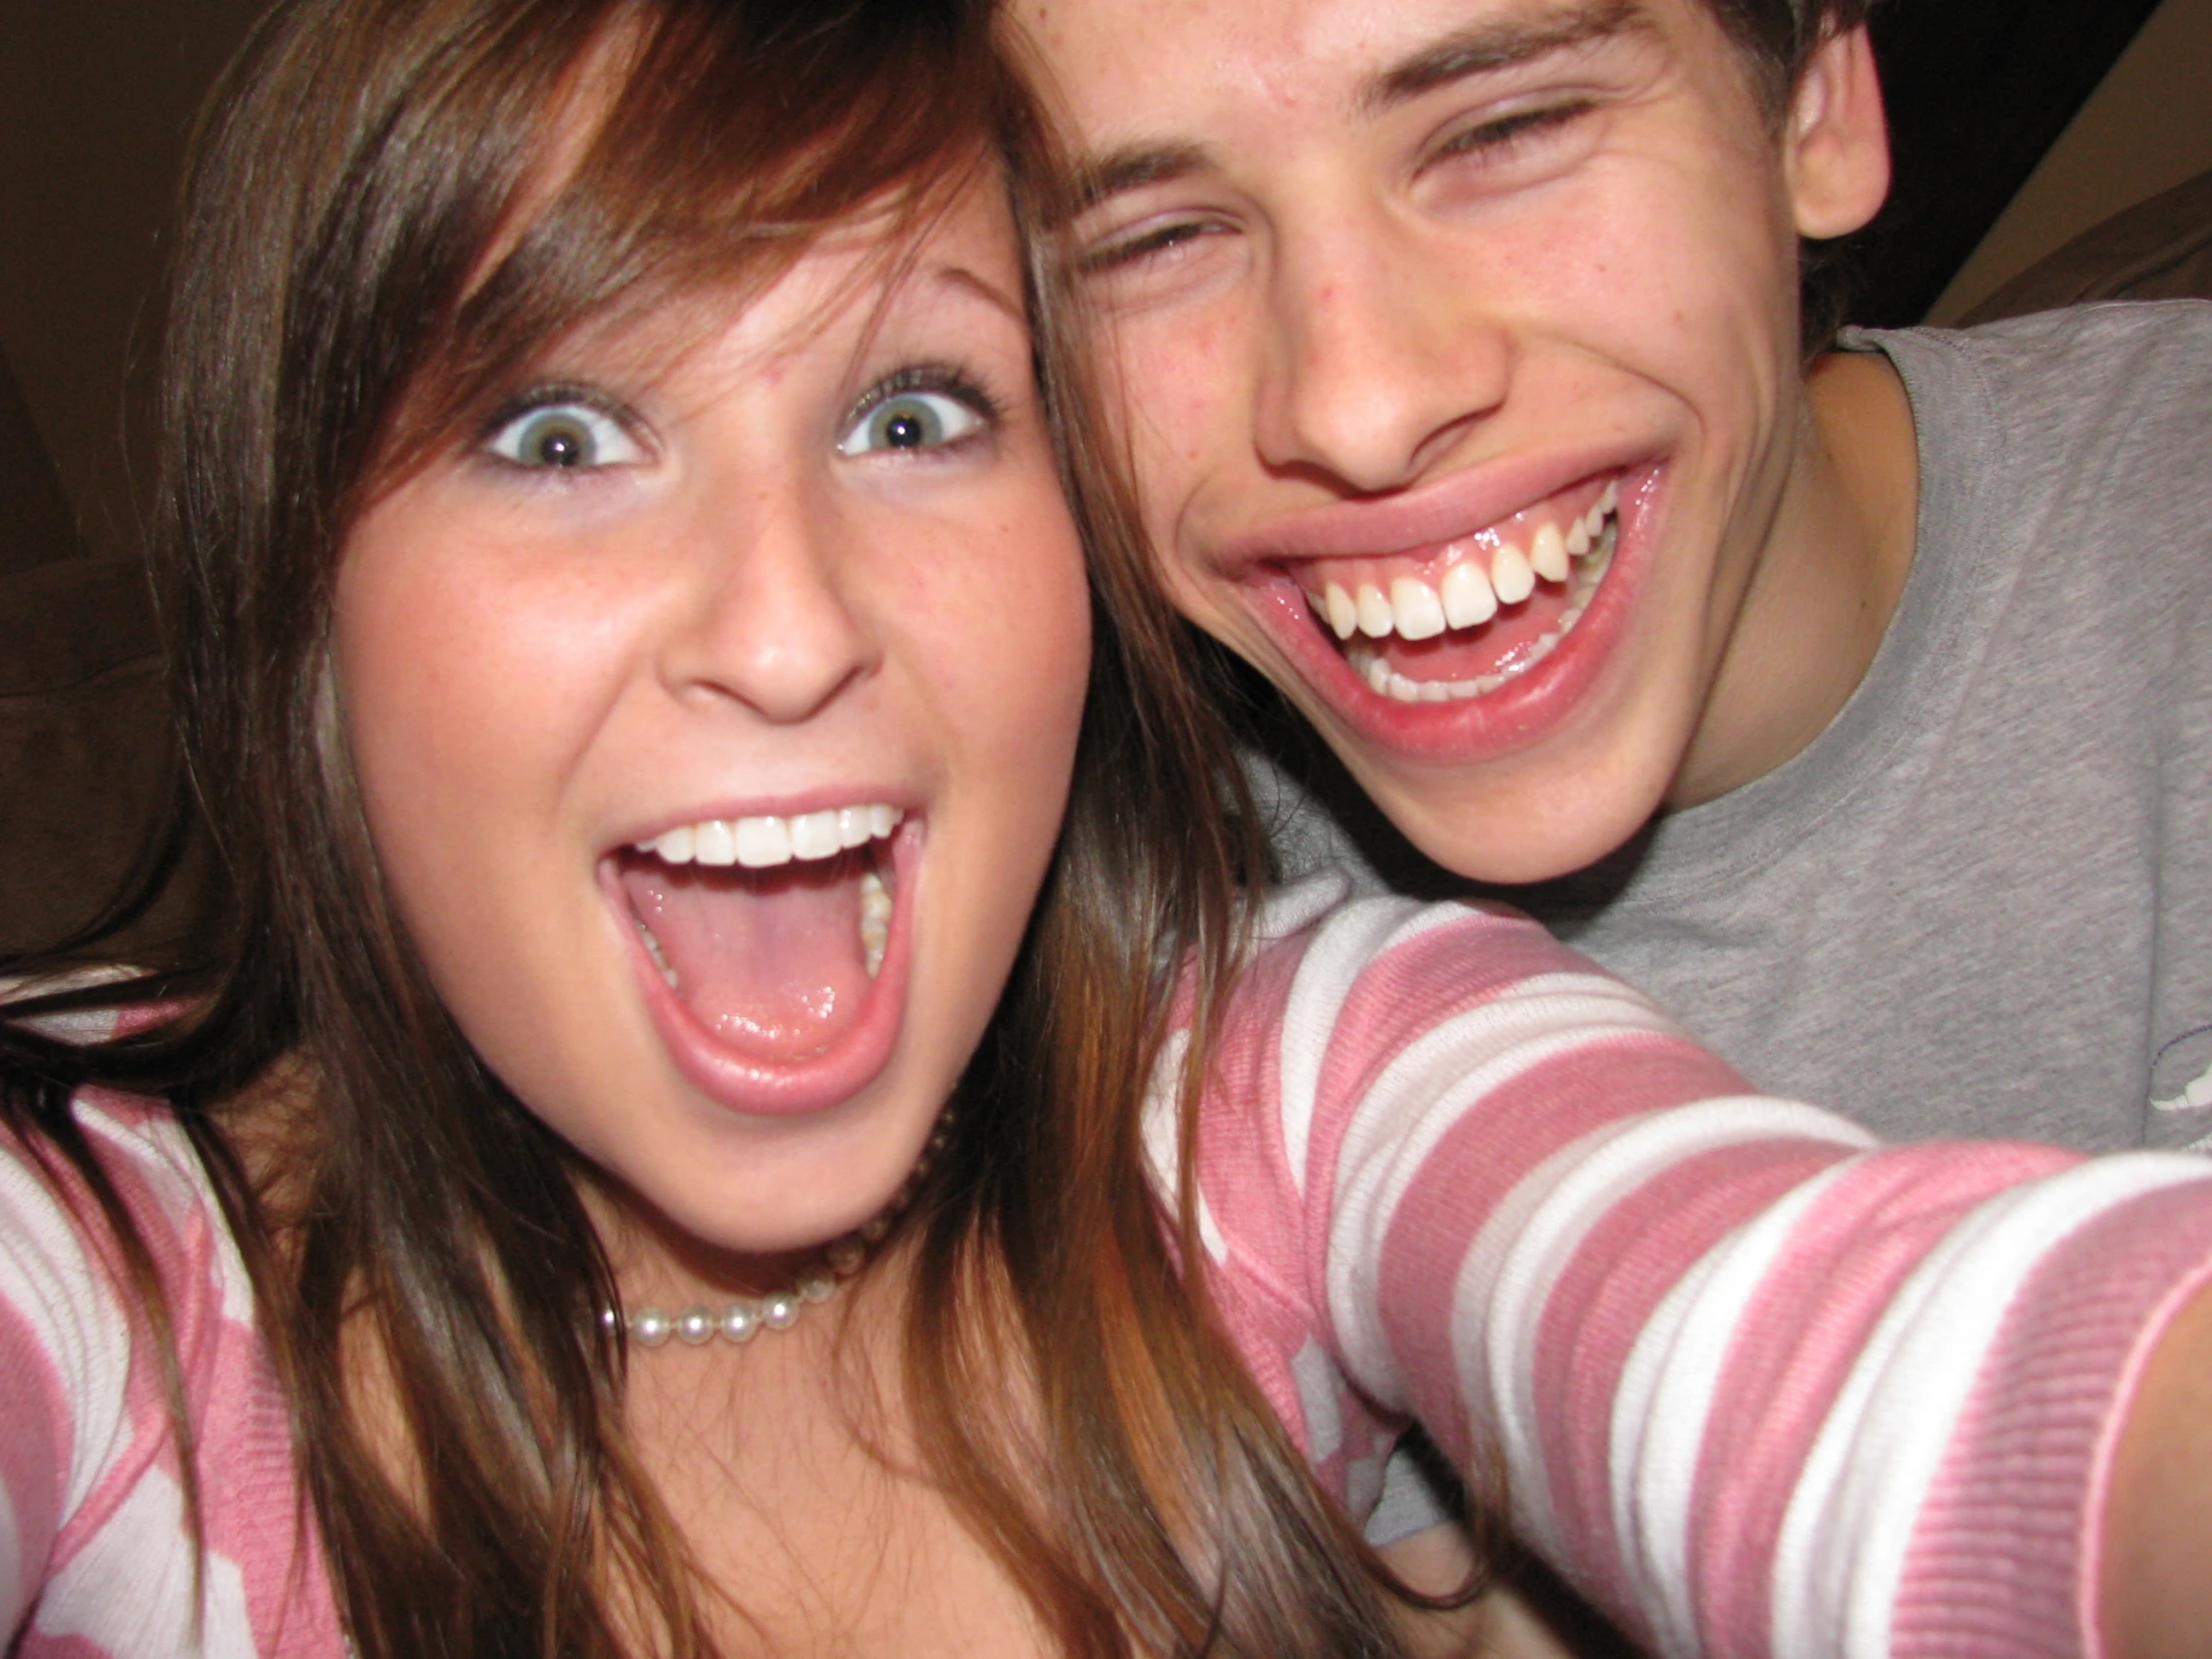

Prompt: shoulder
xmin=1233 ymin=867 xmax=1688 ymax=1061
xmin=1852 ymin=302 xmax=2212 ymax=639
xmin=2 ymin=1087 xmax=239 ymax=1281
xmin=1188 ymin=870 xmax=1756 ymax=1199
xmin=1853 ymin=300 xmax=2212 ymax=457
xmin=0 ymin=1092 xmax=330 ymax=1655
xmin=0 ymin=1087 xmax=264 ymax=1488
xmin=1170 ymin=867 xmax=1642 ymax=1173
xmin=1859 ymin=296 xmax=2212 ymax=375
xmin=0 ymin=1090 xmax=249 ymax=1457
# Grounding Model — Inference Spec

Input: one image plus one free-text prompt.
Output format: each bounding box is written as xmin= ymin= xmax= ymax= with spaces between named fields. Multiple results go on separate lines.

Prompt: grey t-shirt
xmin=1265 ymin=300 xmax=2212 ymax=1152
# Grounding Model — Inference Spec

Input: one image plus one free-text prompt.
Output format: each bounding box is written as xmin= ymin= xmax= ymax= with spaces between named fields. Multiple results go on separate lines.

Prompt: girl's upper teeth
xmin=638 ymin=803 xmax=903 ymax=868
xmin=1314 ymin=494 xmax=1618 ymax=646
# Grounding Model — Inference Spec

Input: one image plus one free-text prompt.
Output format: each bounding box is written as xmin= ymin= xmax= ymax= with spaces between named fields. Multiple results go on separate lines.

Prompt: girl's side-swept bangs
xmin=156 ymin=0 xmax=1017 ymax=944
xmin=351 ymin=0 xmax=1012 ymax=487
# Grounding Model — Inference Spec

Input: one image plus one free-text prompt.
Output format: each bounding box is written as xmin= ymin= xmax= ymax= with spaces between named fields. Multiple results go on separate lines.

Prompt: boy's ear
xmin=1784 ymin=25 xmax=1891 ymax=241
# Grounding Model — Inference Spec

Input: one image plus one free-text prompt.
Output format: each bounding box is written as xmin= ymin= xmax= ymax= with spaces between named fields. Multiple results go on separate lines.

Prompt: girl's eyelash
xmin=474 ymin=382 xmax=640 ymax=450
xmin=845 ymin=363 xmax=1003 ymax=431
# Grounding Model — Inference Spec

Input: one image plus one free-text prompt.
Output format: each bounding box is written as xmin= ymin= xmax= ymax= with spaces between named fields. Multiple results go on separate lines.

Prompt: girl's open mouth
xmin=604 ymin=805 xmax=917 ymax=1116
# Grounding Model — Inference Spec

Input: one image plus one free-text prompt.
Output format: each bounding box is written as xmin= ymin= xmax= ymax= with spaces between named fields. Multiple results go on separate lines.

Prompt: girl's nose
xmin=656 ymin=481 xmax=880 ymax=725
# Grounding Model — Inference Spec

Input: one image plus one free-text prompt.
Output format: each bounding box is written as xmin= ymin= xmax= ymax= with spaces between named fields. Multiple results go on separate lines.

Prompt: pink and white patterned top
xmin=0 ymin=1090 xmax=342 ymax=1655
xmin=7 ymin=872 xmax=2212 ymax=1655
xmin=1159 ymin=873 xmax=2212 ymax=1659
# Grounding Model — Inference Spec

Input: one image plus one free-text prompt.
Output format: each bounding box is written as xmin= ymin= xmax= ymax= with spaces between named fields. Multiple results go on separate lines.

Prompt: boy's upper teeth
xmin=1313 ymin=495 xmax=1618 ymax=645
xmin=1529 ymin=521 xmax=1569 ymax=583
xmin=1388 ymin=577 xmax=1445 ymax=641
xmin=638 ymin=803 xmax=903 ymax=868
xmin=1489 ymin=542 xmax=1535 ymax=605
xmin=1440 ymin=560 xmax=1496 ymax=629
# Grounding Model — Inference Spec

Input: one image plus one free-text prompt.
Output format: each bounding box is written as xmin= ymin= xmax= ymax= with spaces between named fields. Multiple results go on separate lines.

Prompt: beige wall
xmin=1930 ymin=0 xmax=2212 ymax=322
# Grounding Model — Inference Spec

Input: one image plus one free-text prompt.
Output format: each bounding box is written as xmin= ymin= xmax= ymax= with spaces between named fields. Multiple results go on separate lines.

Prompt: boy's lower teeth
xmin=1340 ymin=515 xmax=1615 ymax=705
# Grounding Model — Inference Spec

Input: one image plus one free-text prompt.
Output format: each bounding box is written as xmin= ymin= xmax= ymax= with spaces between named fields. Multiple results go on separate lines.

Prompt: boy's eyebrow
xmin=1063 ymin=142 xmax=1212 ymax=220
xmin=1360 ymin=0 xmax=1652 ymax=117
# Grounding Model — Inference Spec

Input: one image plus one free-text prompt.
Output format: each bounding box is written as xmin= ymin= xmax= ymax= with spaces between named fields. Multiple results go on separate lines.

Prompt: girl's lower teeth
xmin=1346 ymin=516 xmax=1614 ymax=706
xmin=858 ymin=868 xmax=890 ymax=978
xmin=640 ymin=919 xmax=679 ymax=988
xmin=633 ymin=864 xmax=895 ymax=991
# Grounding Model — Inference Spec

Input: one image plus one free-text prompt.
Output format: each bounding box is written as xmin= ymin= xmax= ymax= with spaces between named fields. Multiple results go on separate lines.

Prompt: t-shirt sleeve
xmin=1183 ymin=877 xmax=2212 ymax=1659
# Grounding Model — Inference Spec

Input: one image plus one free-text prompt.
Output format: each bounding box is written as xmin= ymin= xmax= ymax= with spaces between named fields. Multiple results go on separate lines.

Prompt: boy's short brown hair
xmin=1701 ymin=0 xmax=1883 ymax=346
xmin=1704 ymin=0 xmax=1878 ymax=116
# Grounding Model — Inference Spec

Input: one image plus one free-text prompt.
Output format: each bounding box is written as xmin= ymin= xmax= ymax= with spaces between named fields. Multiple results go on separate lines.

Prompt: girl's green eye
xmin=837 ymin=388 xmax=984 ymax=456
xmin=486 ymin=400 xmax=643 ymax=469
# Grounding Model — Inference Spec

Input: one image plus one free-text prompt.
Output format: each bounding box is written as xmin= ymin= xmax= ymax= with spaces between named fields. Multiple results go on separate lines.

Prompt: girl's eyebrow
xmin=935 ymin=263 xmax=1027 ymax=323
xmin=1362 ymin=0 xmax=1652 ymax=117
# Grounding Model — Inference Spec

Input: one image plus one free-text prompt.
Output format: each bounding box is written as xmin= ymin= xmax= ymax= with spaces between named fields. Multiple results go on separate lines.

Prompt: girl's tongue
xmin=620 ymin=850 xmax=878 ymax=1063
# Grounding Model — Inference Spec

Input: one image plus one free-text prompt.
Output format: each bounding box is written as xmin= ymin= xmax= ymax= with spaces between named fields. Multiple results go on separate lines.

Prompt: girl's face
xmin=334 ymin=179 xmax=1091 ymax=1260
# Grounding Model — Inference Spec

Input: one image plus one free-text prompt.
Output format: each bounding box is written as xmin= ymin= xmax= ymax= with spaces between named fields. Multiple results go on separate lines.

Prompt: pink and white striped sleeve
xmin=1180 ymin=874 xmax=2212 ymax=1659
xmin=0 ymin=1091 xmax=343 ymax=1657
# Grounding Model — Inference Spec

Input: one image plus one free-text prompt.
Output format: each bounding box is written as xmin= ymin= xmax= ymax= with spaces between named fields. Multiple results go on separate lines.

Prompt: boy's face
xmin=1018 ymin=0 xmax=1883 ymax=880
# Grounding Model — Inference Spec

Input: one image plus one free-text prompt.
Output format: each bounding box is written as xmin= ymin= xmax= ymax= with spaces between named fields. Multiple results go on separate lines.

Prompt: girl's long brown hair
xmin=0 ymin=0 xmax=1435 ymax=1652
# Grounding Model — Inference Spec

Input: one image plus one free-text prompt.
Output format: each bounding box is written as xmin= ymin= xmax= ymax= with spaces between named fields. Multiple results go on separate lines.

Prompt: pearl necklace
xmin=606 ymin=1111 xmax=949 ymax=1350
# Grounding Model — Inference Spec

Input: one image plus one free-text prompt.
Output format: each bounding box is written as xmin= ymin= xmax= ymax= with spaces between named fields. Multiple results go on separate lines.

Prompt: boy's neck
xmin=1667 ymin=348 xmax=1921 ymax=809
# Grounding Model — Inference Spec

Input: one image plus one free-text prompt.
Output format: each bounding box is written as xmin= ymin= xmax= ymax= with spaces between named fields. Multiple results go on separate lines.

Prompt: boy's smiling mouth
xmin=605 ymin=804 xmax=917 ymax=1115
xmin=1295 ymin=478 xmax=1620 ymax=704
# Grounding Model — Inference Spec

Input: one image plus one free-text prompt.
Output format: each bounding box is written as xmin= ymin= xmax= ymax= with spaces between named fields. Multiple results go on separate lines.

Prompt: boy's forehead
xmin=1026 ymin=0 xmax=1678 ymax=79
xmin=1019 ymin=0 xmax=1741 ymax=154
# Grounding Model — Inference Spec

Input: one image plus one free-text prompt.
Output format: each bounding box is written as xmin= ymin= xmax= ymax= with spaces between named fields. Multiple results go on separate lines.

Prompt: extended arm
xmin=1187 ymin=876 xmax=2212 ymax=1659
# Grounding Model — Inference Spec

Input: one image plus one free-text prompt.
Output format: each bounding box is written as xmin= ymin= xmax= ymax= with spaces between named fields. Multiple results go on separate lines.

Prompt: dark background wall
xmin=1929 ymin=0 xmax=2212 ymax=320
xmin=0 ymin=0 xmax=272 ymax=570
xmin=1857 ymin=0 xmax=2168 ymax=324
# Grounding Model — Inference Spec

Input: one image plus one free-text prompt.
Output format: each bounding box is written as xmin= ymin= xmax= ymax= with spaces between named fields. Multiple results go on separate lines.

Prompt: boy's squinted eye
xmin=1077 ymin=217 xmax=1224 ymax=279
xmin=1431 ymin=97 xmax=1596 ymax=169
xmin=838 ymin=364 xmax=1000 ymax=457
xmin=482 ymin=386 xmax=646 ymax=471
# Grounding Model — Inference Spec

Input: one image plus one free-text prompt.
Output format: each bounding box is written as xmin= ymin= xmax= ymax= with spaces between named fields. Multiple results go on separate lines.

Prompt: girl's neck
xmin=614 ymin=1242 xmax=1057 ymax=1658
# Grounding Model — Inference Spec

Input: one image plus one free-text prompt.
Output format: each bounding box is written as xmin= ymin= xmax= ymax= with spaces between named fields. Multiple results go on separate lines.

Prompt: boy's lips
xmin=1222 ymin=463 xmax=1658 ymax=763
xmin=602 ymin=806 xmax=920 ymax=1118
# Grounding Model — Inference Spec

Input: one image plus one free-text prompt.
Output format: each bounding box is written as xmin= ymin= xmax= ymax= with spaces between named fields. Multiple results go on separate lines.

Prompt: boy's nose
xmin=1255 ymin=212 xmax=1510 ymax=494
xmin=658 ymin=482 xmax=879 ymax=725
